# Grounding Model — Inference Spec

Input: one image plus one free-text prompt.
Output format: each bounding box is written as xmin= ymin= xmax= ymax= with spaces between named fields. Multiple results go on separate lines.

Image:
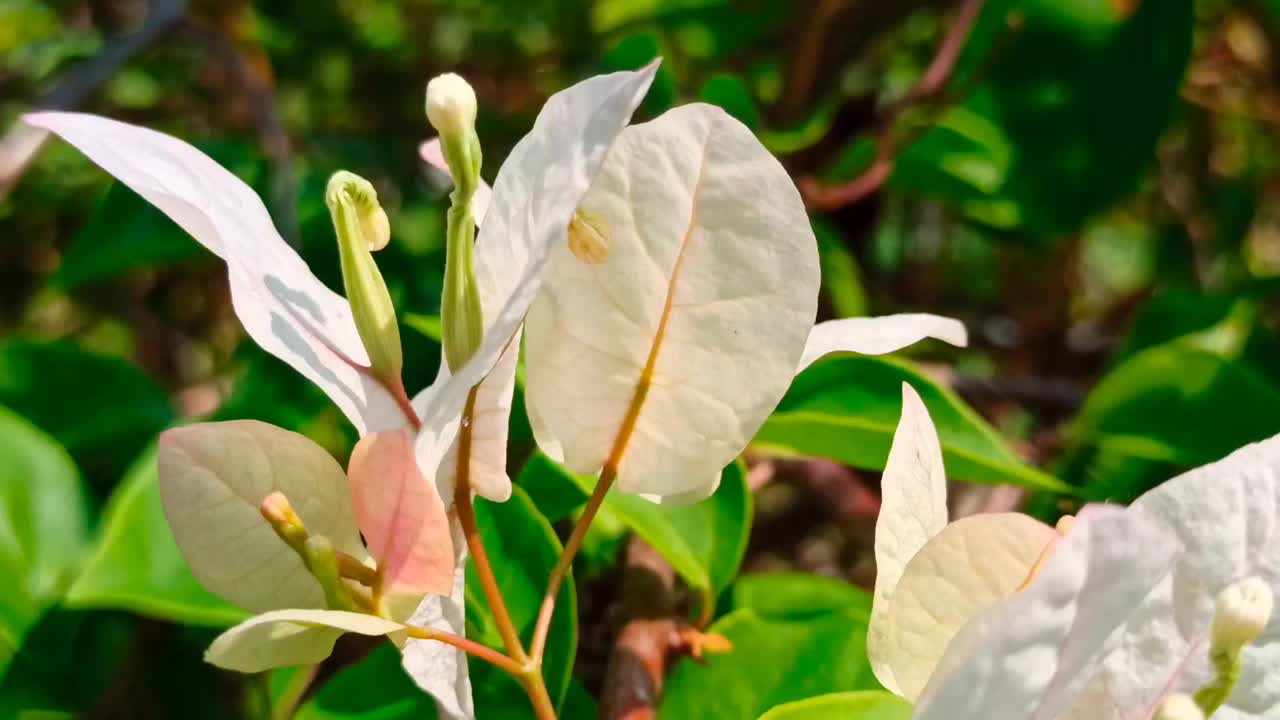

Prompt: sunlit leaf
xmin=0 ymin=407 xmax=89 ymax=674
xmin=64 ymin=445 xmax=247 ymax=627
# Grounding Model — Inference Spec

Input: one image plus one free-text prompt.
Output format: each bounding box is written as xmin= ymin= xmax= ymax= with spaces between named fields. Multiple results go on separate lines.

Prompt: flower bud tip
xmin=1212 ymin=576 xmax=1273 ymax=652
xmin=425 ymin=73 xmax=477 ymax=136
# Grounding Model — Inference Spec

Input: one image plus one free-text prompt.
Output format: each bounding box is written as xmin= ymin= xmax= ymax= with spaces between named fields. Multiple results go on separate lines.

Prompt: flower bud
xmin=425 ymin=73 xmax=477 ymax=138
xmin=260 ymin=491 xmax=308 ymax=552
xmin=1211 ymin=576 xmax=1273 ymax=654
xmin=424 ymin=73 xmax=486 ymax=371
xmin=326 ymin=171 xmax=403 ymax=384
xmin=1153 ymin=694 xmax=1204 ymax=720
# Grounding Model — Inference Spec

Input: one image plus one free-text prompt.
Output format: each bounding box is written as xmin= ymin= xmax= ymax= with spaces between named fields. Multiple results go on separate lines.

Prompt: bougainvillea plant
xmin=24 ymin=59 xmax=1278 ymax=720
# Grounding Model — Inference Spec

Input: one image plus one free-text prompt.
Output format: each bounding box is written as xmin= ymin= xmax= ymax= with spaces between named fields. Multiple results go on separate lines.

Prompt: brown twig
xmin=601 ymin=539 xmax=730 ymax=720
xmin=801 ymin=0 xmax=988 ymax=211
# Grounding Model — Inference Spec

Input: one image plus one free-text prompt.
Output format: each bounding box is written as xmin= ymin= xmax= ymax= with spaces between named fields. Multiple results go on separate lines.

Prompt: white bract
xmin=912 ymin=434 xmax=1280 ymax=720
xmin=27 ymin=62 xmax=658 ymax=719
xmin=523 ymin=102 xmax=965 ymax=504
xmin=867 ymin=383 xmax=1061 ymax=701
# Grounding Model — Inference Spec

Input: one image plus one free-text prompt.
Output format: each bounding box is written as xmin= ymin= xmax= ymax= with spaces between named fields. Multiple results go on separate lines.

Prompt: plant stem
xmin=453 ymin=388 xmax=527 ymax=662
xmin=402 ymin=624 xmax=525 ymax=676
xmin=520 ymin=673 xmax=559 ymax=720
xmin=529 ymin=462 xmax=618 ymax=661
xmin=453 ymin=386 xmax=559 ymax=717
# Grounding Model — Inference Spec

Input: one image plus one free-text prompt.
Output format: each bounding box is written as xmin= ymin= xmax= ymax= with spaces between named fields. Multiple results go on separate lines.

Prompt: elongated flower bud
xmin=326 ymin=171 xmax=403 ymax=384
xmin=425 ymin=73 xmax=485 ymax=371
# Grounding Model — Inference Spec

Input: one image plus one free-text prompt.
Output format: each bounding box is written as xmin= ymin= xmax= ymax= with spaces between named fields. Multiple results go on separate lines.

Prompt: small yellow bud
xmin=568 ymin=209 xmax=610 ymax=264
xmin=260 ymin=491 xmax=308 ymax=552
xmin=1211 ymin=576 xmax=1273 ymax=653
xmin=1153 ymin=694 xmax=1204 ymax=720
xmin=425 ymin=73 xmax=478 ymax=137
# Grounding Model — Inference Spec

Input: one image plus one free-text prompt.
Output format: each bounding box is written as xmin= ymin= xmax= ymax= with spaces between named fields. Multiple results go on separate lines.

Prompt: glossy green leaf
xmin=518 ymin=453 xmax=752 ymax=599
xmin=753 ymin=356 xmax=1068 ymax=493
xmin=1070 ymin=340 xmax=1280 ymax=500
xmin=294 ymin=644 xmax=434 ymax=720
xmin=731 ymin=573 xmax=871 ymax=621
xmin=659 ymin=608 xmax=879 ymax=720
xmin=63 ymin=446 xmax=247 ymax=627
xmin=893 ymin=0 xmax=1194 ymax=233
xmin=0 ymin=407 xmax=89 ymax=675
xmin=0 ymin=340 xmax=173 ymax=478
xmin=756 ymin=691 xmax=911 ymax=720
xmin=701 ymin=73 xmax=759 ymax=129
xmin=468 ymin=485 xmax=577 ymax=713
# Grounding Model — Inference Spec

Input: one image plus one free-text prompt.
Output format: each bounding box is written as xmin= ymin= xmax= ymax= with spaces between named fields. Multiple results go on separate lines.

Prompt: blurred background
xmin=2 ymin=0 xmax=1279 ymax=718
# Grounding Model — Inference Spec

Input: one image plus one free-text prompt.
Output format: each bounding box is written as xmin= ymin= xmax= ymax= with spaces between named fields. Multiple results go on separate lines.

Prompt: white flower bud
xmin=425 ymin=73 xmax=478 ymax=136
xmin=1153 ymin=694 xmax=1204 ymax=720
xmin=1211 ymin=576 xmax=1273 ymax=653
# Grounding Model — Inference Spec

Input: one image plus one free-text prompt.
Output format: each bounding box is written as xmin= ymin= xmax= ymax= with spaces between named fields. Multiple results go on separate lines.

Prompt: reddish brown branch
xmin=599 ymin=540 xmax=730 ymax=720
xmin=801 ymin=0 xmax=988 ymax=211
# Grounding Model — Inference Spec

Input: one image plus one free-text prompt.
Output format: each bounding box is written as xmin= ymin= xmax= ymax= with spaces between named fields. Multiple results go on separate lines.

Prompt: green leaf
xmin=0 ymin=340 xmax=173 ymax=479
xmin=294 ymin=644 xmax=434 ymax=719
xmin=659 ymin=608 xmax=879 ymax=719
xmin=1070 ymin=341 xmax=1280 ymax=499
xmin=52 ymin=141 xmax=262 ymax=289
xmin=0 ymin=407 xmax=89 ymax=675
xmin=893 ymin=0 xmax=1194 ymax=233
xmin=700 ymin=74 xmax=759 ymax=130
xmin=814 ymin=220 xmax=868 ymax=319
xmin=468 ymin=485 xmax=577 ymax=714
xmin=517 ymin=454 xmax=752 ymax=600
xmin=731 ymin=573 xmax=871 ymax=621
xmin=753 ymin=356 xmax=1068 ymax=493
xmin=756 ymin=691 xmax=911 ymax=720
xmin=0 ymin=610 xmax=132 ymax=717
xmin=63 ymin=445 xmax=247 ymax=627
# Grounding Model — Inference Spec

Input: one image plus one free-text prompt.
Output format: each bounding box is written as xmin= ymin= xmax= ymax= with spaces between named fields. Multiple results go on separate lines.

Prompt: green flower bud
xmin=425 ymin=73 xmax=485 ymax=371
xmin=325 ymin=171 xmax=403 ymax=384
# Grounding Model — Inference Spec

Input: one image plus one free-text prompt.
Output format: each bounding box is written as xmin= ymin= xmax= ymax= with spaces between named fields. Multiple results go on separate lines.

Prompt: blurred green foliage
xmin=2 ymin=0 xmax=1279 ymax=718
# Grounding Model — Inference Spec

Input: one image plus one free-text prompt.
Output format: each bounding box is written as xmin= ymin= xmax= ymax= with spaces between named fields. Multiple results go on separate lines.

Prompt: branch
xmin=599 ymin=539 xmax=730 ymax=720
xmin=800 ymin=0 xmax=988 ymax=211
xmin=0 ymin=0 xmax=187 ymax=197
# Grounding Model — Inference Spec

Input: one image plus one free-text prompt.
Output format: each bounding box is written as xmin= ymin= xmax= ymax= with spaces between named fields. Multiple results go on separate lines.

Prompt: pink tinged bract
xmin=348 ymin=429 xmax=454 ymax=597
xmin=23 ymin=112 xmax=405 ymax=436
